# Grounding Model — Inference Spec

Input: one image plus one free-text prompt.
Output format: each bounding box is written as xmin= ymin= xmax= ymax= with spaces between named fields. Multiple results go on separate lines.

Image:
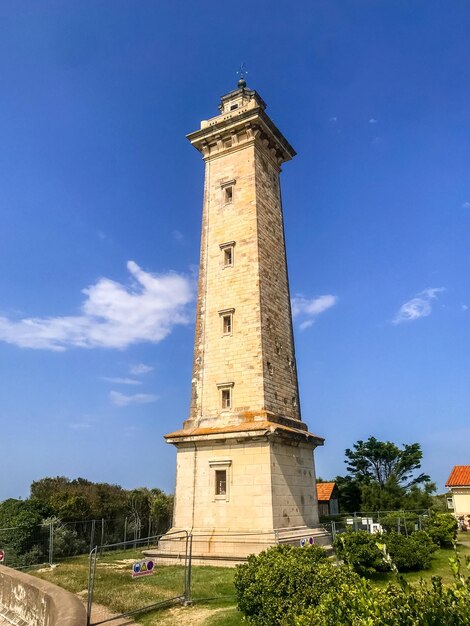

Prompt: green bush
xmin=334 ymin=530 xmax=389 ymax=574
xmin=386 ymin=530 xmax=436 ymax=571
xmin=423 ymin=512 xmax=458 ymax=547
xmin=334 ymin=529 xmax=436 ymax=573
xmin=379 ymin=510 xmax=419 ymax=533
xmin=234 ymin=544 xmax=358 ymax=625
xmin=294 ymin=552 xmax=470 ymax=626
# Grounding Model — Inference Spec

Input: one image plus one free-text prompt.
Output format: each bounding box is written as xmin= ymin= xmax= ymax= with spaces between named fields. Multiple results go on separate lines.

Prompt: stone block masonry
xmin=153 ymin=81 xmax=329 ymax=563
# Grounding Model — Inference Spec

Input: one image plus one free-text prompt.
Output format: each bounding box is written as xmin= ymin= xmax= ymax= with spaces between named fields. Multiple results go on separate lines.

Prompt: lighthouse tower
xmin=161 ymin=79 xmax=328 ymax=562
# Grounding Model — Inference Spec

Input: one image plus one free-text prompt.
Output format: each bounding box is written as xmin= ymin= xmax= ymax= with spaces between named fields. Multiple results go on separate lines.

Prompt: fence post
xmin=49 ymin=521 xmax=54 ymax=566
xmin=353 ymin=512 xmax=358 ymax=532
xmin=186 ymin=534 xmax=193 ymax=604
xmin=124 ymin=517 xmax=127 ymax=549
xmin=89 ymin=520 xmax=96 ymax=554
xmin=86 ymin=547 xmax=98 ymax=626
xmin=331 ymin=521 xmax=336 ymax=542
xmin=100 ymin=518 xmax=105 ymax=550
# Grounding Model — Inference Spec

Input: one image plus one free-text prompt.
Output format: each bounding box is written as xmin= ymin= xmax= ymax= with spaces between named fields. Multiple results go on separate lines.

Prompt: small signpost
xmin=299 ymin=536 xmax=315 ymax=547
xmin=131 ymin=558 xmax=154 ymax=578
xmin=0 ymin=550 xmax=5 ymax=564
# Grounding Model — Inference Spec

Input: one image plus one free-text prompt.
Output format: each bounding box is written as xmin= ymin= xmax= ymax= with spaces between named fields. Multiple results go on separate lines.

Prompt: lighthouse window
xmin=224 ymin=186 xmax=233 ymax=203
xmin=221 ymin=388 xmax=231 ymax=409
xmin=220 ymin=241 xmax=235 ymax=267
xmin=219 ymin=308 xmax=235 ymax=336
xmin=215 ymin=470 xmax=227 ymax=496
xmin=224 ymin=246 xmax=233 ymax=266
xmin=222 ymin=314 xmax=232 ymax=335
xmin=221 ymin=180 xmax=236 ymax=204
xmin=210 ymin=459 xmax=232 ymax=502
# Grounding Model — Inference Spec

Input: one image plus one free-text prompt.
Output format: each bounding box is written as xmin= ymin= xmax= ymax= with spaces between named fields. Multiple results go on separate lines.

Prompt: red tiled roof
xmin=316 ymin=482 xmax=336 ymax=501
xmin=446 ymin=466 xmax=470 ymax=487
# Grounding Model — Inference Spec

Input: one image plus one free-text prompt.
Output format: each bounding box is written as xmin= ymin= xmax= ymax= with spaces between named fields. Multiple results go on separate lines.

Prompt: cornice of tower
xmin=187 ymin=86 xmax=296 ymax=165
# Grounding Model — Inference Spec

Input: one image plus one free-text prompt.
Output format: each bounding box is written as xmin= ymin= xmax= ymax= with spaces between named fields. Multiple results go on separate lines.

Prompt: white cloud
xmin=172 ymin=229 xmax=184 ymax=243
xmin=129 ymin=363 xmax=154 ymax=376
xmin=462 ymin=201 xmax=470 ymax=209
xmin=392 ymin=288 xmax=445 ymax=325
xmin=369 ymin=118 xmax=378 ymax=124
xmin=102 ymin=377 xmax=142 ymax=385
xmin=109 ymin=390 xmax=158 ymax=407
xmin=329 ymin=116 xmax=337 ymax=123
xmin=462 ymin=304 xmax=468 ymax=312
xmin=291 ymin=294 xmax=338 ymax=330
xmin=0 ymin=261 xmax=194 ymax=351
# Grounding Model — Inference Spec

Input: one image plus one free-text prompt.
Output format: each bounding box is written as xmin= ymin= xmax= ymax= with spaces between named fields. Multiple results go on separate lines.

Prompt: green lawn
xmin=31 ymin=541 xmax=470 ymax=626
xmin=32 ymin=549 xmax=239 ymax=625
xmin=368 ymin=542 xmax=470 ymax=587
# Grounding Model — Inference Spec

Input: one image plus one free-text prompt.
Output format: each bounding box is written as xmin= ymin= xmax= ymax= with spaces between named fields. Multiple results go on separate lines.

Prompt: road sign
xmin=131 ymin=559 xmax=154 ymax=578
xmin=299 ymin=537 xmax=315 ymax=547
xmin=0 ymin=550 xmax=4 ymax=563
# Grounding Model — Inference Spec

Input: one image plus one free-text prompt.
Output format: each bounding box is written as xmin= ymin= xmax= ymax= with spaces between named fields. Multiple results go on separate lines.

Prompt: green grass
xmin=367 ymin=542 xmax=470 ymax=587
xmin=32 ymin=549 xmax=237 ymax=625
xmin=204 ymin=607 xmax=244 ymax=626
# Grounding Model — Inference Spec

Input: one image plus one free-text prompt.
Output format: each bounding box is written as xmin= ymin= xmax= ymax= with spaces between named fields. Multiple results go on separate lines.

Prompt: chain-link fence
xmin=86 ymin=531 xmax=191 ymax=626
xmin=0 ymin=515 xmax=171 ymax=570
xmin=322 ymin=509 xmax=432 ymax=541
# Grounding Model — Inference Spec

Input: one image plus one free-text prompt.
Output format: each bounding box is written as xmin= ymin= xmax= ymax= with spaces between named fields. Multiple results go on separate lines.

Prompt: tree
xmin=334 ymin=475 xmax=362 ymax=513
xmin=0 ymin=499 xmax=53 ymax=566
xmin=335 ymin=437 xmax=435 ymax=512
xmin=345 ymin=437 xmax=430 ymax=489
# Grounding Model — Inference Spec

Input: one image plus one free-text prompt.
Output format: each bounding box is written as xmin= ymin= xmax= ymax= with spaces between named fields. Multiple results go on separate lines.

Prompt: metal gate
xmin=86 ymin=530 xmax=192 ymax=625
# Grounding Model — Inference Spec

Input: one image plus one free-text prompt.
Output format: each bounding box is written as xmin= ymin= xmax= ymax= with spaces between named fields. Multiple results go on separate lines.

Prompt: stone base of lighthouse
xmin=145 ymin=420 xmax=330 ymax=565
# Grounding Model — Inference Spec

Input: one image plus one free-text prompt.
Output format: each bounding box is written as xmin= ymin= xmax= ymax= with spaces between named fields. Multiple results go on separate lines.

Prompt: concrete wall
xmin=0 ymin=565 xmax=86 ymax=626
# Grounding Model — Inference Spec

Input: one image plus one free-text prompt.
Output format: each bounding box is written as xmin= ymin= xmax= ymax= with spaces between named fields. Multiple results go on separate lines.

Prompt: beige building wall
xmin=172 ymin=439 xmax=273 ymax=531
xmin=452 ymin=489 xmax=470 ymax=515
xmin=171 ymin=435 xmax=319 ymax=532
xmin=270 ymin=441 xmax=319 ymax=528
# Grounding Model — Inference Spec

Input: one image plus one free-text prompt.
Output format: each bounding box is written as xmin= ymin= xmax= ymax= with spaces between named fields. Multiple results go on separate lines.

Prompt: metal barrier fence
xmin=323 ymin=509 xmax=432 ymax=541
xmin=86 ymin=530 xmax=191 ymax=626
xmin=0 ymin=516 xmax=170 ymax=570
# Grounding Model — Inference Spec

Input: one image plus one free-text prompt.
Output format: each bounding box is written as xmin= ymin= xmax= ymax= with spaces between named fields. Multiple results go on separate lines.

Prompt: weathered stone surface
xmin=0 ymin=565 xmax=86 ymax=626
xmin=162 ymin=84 xmax=327 ymax=561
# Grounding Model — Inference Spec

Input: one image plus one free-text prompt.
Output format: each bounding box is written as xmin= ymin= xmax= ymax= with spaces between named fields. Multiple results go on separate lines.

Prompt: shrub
xmin=385 ymin=530 xmax=436 ymax=571
xmin=334 ymin=529 xmax=437 ymax=573
xmin=334 ymin=530 xmax=389 ymax=574
xmin=294 ymin=551 xmax=470 ymax=626
xmin=234 ymin=544 xmax=358 ymax=625
xmin=379 ymin=510 xmax=419 ymax=533
xmin=44 ymin=517 xmax=87 ymax=559
xmin=423 ymin=512 xmax=458 ymax=547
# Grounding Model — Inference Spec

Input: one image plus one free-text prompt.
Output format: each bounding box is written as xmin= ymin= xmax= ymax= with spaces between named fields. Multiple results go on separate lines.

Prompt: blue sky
xmin=1 ymin=1 xmax=469 ymax=501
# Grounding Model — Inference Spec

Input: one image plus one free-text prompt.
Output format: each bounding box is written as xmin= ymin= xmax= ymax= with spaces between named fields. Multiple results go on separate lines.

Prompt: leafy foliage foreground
xmin=234 ymin=544 xmax=470 ymax=626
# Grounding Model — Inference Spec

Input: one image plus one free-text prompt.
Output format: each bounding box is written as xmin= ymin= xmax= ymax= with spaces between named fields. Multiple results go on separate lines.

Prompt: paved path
xmin=87 ymin=602 xmax=139 ymax=626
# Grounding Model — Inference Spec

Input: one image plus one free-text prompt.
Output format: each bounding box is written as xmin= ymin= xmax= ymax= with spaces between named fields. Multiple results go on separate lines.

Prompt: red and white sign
xmin=0 ymin=550 xmax=5 ymax=563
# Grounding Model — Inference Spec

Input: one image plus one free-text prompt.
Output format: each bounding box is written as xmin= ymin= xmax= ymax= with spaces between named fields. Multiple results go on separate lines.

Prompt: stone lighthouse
xmin=160 ymin=78 xmax=328 ymax=562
